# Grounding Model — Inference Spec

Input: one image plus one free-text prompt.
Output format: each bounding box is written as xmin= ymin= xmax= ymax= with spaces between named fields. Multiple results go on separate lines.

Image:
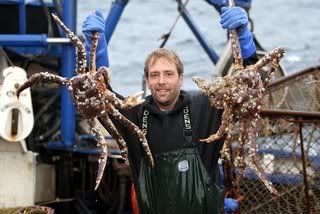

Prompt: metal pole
xmin=105 ymin=0 xmax=129 ymax=44
xmin=0 ymin=35 xmax=71 ymax=46
xmin=299 ymin=122 xmax=311 ymax=214
xmin=60 ymin=0 xmax=76 ymax=148
xmin=261 ymin=109 xmax=320 ymax=120
xmin=19 ymin=0 xmax=26 ymax=34
xmin=47 ymin=38 xmax=71 ymax=44
xmin=0 ymin=35 xmax=47 ymax=46
xmin=177 ymin=1 xmax=219 ymax=64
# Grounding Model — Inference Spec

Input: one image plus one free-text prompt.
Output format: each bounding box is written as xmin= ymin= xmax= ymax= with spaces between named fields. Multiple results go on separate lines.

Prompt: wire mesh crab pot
xmin=231 ymin=65 xmax=320 ymax=213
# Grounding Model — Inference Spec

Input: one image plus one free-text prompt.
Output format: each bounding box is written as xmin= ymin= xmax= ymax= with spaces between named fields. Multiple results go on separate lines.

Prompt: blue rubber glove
xmin=224 ymin=198 xmax=239 ymax=213
xmin=82 ymin=10 xmax=109 ymax=67
xmin=220 ymin=6 xmax=256 ymax=59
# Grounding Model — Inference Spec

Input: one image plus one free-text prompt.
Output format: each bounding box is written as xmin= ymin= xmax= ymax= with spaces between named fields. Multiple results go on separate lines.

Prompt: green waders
xmin=136 ymin=106 xmax=224 ymax=214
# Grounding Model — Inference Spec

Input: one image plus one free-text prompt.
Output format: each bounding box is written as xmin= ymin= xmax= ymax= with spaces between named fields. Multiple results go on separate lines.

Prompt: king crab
xmin=193 ymin=0 xmax=284 ymax=196
xmin=16 ymin=13 xmax=154 ymax=190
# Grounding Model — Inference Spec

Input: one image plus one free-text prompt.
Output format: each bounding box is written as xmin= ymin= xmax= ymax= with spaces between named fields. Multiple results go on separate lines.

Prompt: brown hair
xmin=144 ymin=48 xmax=184 ymax=77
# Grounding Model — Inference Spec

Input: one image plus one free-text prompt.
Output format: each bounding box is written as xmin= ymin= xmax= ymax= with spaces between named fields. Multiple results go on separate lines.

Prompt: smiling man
xmin=82 ymin=3 xmax=258 ymax=213
xmin=134 ymin=48 xmax=227 ymax=213
xmin=144 ymin=51 xmax=183 ymax=111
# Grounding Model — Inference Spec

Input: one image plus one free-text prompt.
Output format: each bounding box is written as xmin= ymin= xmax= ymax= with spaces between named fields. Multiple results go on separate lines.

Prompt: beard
xmin=151 ymin=87 xmax=180 ymax=109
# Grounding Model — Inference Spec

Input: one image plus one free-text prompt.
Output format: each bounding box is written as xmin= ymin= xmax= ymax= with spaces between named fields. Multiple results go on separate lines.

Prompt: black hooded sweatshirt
xmin=111 ymin=90 xmax=224 ymax=187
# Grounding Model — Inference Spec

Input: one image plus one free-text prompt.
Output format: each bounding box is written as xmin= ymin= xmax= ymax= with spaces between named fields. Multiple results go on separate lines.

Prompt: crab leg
xmin=94 ymin=67 xmax=143 ymax=111
xmin=104 ymin=90 xmax=145 ymax=110
xmin=87 ymin=119 xmax=108 ymax=190
xmin=261 ymin=55 xmax=284 ymax=88
xmin=247 ymin=117 xmax=279 ymax=197
xmin=200 ymin=107 xmax=230 ymax=143
xmin=89 ymin=32 xmax=99 ymax=77
xmin=192 ymin=76 xmax=211 ymax=95
xmin=193 ymin=76 xmax=223 ymax=97
xmin=236 ymin=119 xmax=247 ymax=174
xmin=253 ymin=47 xmax=285 ymax=73
xmin=228 ymin=0 xmax=244 ymax=71
xmin=263 ymin=66 xmax=276 ymax=88
xmin=193 ymin=76 xmax=227 ymax=108
xmin=51 ymin=13 xmax=87 ymax=74
xmin=17 ymin=72 xmax=70 ymax=97
xmin=99 ymin=115 xmax=129 ymax=165
xmin=108 ymin=105 xmax=154 ymax=167
xmin=220 ymin=111 xmax=234 ymax=162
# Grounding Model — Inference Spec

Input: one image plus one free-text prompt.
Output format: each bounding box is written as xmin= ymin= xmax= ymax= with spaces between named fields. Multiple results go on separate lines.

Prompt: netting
xmin=263 ymin=65 xmax=320 ymax=112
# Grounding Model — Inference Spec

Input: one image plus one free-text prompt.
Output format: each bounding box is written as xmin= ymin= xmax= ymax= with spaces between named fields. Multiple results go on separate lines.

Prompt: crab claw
xmin=123 ymin=91 xmax=145 ymax=108
xmin=199 ymin=135 xmax=220 ymax=143
xmin=199 ymin=138 xmax=212 ymax=143
xmin=198 ymin=128 xmax=226 ymax=143
xmin=192 ymin=76 xmax=212 ymax=96
xmin=192 ymin=76 xmax=206 ymax=88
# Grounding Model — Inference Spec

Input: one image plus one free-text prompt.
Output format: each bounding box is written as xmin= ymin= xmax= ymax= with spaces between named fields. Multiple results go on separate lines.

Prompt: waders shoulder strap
xmin=141 ymin=105 xmax=193 ymax=144
xmin=182 ymin=105 xmax=193 ymax=144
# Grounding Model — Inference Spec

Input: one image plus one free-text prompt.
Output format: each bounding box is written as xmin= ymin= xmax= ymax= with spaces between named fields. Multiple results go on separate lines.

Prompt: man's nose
xmin=158 ymin=74 xmax=166 ymax=84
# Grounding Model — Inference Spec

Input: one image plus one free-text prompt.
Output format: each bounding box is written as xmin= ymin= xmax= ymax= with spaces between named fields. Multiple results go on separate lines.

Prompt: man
xmin=82 ymin=2 xmax=257 ymax=213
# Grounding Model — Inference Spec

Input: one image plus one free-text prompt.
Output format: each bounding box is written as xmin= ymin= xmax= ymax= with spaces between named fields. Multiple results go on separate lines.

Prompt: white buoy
xmin=0 ymin=66 xmax=34 ymax=142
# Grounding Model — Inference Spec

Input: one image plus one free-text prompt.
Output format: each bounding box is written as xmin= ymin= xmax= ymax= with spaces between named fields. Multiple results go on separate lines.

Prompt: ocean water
xmin=77 ymin=0 xmax=320 ymax=96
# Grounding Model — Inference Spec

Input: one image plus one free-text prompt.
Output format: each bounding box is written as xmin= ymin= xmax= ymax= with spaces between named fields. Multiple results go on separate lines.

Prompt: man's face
xmin=146 ymin=58 xmax=183 ymax=110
